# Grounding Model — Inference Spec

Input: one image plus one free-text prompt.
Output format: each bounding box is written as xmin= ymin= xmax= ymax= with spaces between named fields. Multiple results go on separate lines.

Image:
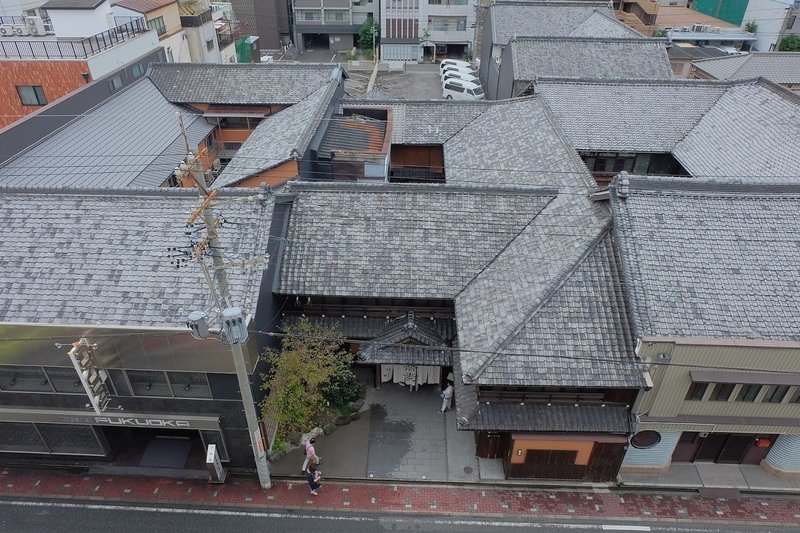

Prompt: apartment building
xmin=292 ymin=0 xmax=378 ymax=53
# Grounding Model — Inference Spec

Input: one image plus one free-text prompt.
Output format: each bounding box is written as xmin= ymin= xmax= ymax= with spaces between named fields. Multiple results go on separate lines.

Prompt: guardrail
xmin=0 ymin=17 xmax=147 ymax=59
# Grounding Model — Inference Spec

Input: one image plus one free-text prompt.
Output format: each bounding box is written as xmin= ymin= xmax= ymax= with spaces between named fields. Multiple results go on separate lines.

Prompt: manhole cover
xmin=463 ymin=466 xmax=473 ymax=474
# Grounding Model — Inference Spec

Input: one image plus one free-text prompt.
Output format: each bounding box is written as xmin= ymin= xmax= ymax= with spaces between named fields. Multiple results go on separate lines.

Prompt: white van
xmin=441 ymin=69 xmax=480 ymax=86
xmin=443 ymin=79 xmax=484 ymax=100
xmin=439 ymin=59 xmax=473 ymax=73
xmin=440 ymin=64 xmax=478 ymax=81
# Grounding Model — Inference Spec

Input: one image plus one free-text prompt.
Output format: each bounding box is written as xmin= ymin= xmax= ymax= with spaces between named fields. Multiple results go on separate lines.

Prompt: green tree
xmin=779 ymin=34 xmax=800 ymax=51
xmin=260 ymin=318 xmax=355 ymax=438
xmin=744 ymin=21 xmax=757 ymax=34
xmin=358 ymin=19 xmax=380 ymax=51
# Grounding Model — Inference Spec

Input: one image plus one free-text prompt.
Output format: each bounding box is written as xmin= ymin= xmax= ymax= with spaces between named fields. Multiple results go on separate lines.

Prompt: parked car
xmin=442 ymin=70 xmax=480 ymax=86
xmin=443 ymin=79 xmax=485 ymax=100
xmin=440 ymin=64 xmax=478 ymax=81
xmin=439 ymin=59 xmax=474 ymax=73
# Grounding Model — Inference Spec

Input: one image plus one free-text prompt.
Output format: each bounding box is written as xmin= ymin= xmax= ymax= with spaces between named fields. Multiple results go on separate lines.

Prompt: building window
xmin=786 ymin=15 xmax=796 ymax=30
xmin=223 ymin=142 xmax=243 ymax=151
xmin=107 ymin=75 xmax=123 ymax=93
xmin=762 ymin=385 xmax=790 ymax=404
xmin=131 ymin=63 xmax=145 ymax=78
xmin=709 ymin=383 xmax=735 ymax=401
xmin=736 ymin=384 xmax=762 ymax=402
xmin=44 ymin=367 xmax=85 ymax=394
xmin=17 ymin=85 xmax=46 ymax=106
xmin=167 ymin=371 xmax=212 ymax=398
xmin=790 ymin=387 xmax=800 ymax=403
xmin=206 ymin=38 xmax=215 ymax=51
xmin=147 ymin=16 xmax=167 ymax=35
xmin=166 ymin=46 xmax=174 ymax=62
xmin=0 ymin=365 xmax=52 ymax=392
xmin=685 ymin=382 xmax=708 ymax=401
xmin=127 ymin=370 xmax=171 ymax=397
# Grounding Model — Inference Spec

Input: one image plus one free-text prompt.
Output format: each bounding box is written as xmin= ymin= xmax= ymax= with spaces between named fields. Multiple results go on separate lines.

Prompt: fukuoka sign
xmin=95 ymin=417 xmax=192 ymax=428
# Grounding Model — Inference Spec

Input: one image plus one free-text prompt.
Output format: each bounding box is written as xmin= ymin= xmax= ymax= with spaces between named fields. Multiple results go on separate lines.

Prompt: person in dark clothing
xmin=306 ymin=463 xmax=321 ymax=495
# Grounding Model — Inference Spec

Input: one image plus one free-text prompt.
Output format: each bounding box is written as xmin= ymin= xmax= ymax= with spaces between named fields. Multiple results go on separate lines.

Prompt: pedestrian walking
xmin=306 ymin=464 xmax=322 ymax=496
xmin=440 ymin=382 xmax=454 ymax=413
xmin=301 ymin=437 xmax=321 ymax=472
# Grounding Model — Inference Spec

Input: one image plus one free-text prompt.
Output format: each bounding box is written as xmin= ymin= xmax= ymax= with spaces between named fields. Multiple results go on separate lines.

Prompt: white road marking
xmin=601 ymin=527 xmax=651 ymax=531
xmin=0 ymin=499 xmax=599 ymax=529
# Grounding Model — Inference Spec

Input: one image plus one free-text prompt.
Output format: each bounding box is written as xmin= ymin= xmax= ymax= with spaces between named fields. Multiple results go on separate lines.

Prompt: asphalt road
xmin=0 ymin=498 xmax=794 ymax=533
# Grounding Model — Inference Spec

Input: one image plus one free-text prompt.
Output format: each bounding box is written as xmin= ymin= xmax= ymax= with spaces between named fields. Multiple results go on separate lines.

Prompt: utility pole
xmin=175 ymin=122 xmax=271 ymax=489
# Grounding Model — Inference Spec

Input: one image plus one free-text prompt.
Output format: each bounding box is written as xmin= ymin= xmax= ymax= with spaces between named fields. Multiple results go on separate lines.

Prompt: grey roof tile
xmin=510 ymin=37 xmax=673 ymax=81
xmin=213 ymin=81 xmax=338 ymax=188
xmin=357 ymin=345 xmax=452 ymax=366
xmin=278 ymin=183 xmax=556 ymax=299
xmin=0 ymin=187 xmax=273 ymax=328
xmin=610 ymin=176 xmax=800 ymax=341
xmin=0 ymin=79 xmax=212 ymax=188
xmin=148 ymin=63 xmax=342 ymax=105
xmin=491 ymin=1 xmax=640 ymax=44
xmin=693 ymin=53 xmax=800 ymax=84
xmin=672 ymin=82 xmax=800 ymax=179
xmin=463 ymin=403 xmax=631 ymax=432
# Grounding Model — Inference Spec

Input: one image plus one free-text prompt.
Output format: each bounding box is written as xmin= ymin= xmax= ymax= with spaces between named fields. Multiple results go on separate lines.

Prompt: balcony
xmin=179 ymin=2 xmax=213 ymax=27
xmin=215 ymin=17 xmax=246 ymax=48
xmin=0 ymin=18 xmax=148 ymax=59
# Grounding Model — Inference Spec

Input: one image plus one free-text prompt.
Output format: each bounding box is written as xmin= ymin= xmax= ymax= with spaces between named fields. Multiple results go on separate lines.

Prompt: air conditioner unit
xmin=692 ymin=23 xmax=703 ymax=32
xmin=212 ymin=159 xmax=221 ymax=171
xmin=25 ymin=16 xmax=46 ymax=36
xmin=14 ymin=24 xmax=30 ymax=36
xmin=681 ymin=26 xmax=690 ymax=32
xmin=702 ymin=24 xmax=711 ymax=32
xmin=0 ymin=24 xmax=15 ymax=36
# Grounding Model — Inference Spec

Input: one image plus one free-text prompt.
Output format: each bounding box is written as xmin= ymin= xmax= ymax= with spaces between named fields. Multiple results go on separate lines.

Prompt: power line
xmin=0 ymin=327 xmax=797 ymax=377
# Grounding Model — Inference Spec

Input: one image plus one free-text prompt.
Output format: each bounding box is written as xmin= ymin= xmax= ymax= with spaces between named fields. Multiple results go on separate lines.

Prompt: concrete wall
xmin=87 ymin=30 xmax=160 ymax=77
xmin=159 ymin=29 xmax=191 ymax=62
xmin=494 ymin=42 xmax=515 ymax=99
xmin=743 ymin=0 xmax=793 ymax=51
xmin=47 ymin=2 xmax=114 ymax=38
xmin=185 ymin=21 xmax=222 ymax=63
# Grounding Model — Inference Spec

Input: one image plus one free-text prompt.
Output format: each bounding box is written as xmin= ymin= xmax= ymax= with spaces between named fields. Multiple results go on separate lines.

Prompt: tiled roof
xmin=213 ymin=81 xmax=338 ymax=188
xmin=281 ymin=315 xmax=457 ymax=341
xmin=357 ymin=345 xmax=452 ymax=366
xmin=491 ymin=1 xmax=640 ymax=44
xmin=148 ymin=63 xmax=343 ymax=105
xmin=509 ymin=37 xmax=673 ymax=82
xmin=349 ymin=97 xmax=594 ymax=189
xmin=610 ymin=176 xmax=800 ymax=341
xmin=345 ymin=89 xmax=404 ymax=101
xmin=672 ymin=81 xmax=800 ymax=179
xmin=535 ymin=79 xmax=729 ymax=153
xmin=0 ymin=187 xmax=273 ymax=328
xmin=469 ymin=230 xmax=643 ymax=388
xmin=463 ymin=403 xmax=631 ymax=433
xmin=568 ymin=11 xmax=643 ymax=38
xmin=0 ymin=79 xmax=213 ymax=188
xmin=112 ymin=0 xmax=176 ymax=13
xmin=278 ymin=183 xmax=557 ymax=299
xmin=692 ymin=53 xmax=800 ymax=84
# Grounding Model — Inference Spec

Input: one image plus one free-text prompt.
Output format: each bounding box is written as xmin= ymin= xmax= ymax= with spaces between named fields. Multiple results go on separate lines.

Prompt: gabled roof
xmin=347 ymin=97 xmax=595 ymax=189
xmin=536 ymin=78 xmax=800 ymax=180
xmin=672 ymin=81 xmax=800 ymax=179
xmin=692 ymin=52 xmax=800 ymax=85
xmin=148 ymin=63 xmax=344 ymax=105
xmin=509 ymin=37 xmax=673 ymax=82
xmin=279 ymin=183 xmax=557 ymax=299
xmin=0 ymin=79 xmax=213 ymax=188
xmin=610 ymin=176 xmax=800 ymax=342
xmin=536 ymin=79 xmax=728 ymax=153
xmin=0 ymin=187 xmax=273 ymax=329
xmin=112 ymin=0 xmax=176 ymax=13
xmin=490 ymin=0 xmax=641 ymax=44
xmin=213 ymin=80 xmax=338 ymax=188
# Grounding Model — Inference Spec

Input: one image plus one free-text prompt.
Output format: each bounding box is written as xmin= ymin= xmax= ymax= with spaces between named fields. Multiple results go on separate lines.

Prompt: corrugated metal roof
xmin=318 ymin=115 xmax=387 ymax=156
xmin=0 ymin=79 xmax=212 ymax=188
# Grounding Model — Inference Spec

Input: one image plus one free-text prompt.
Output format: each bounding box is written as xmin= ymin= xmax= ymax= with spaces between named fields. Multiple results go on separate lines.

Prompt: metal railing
xmin=0 ymin=17 xmax=147 ymax=59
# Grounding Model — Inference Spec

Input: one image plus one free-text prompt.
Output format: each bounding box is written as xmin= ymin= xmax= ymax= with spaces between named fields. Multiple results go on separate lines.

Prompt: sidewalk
xmin=1 ymin=468 xmax=799 ymax=526
xmin=621 ymin=463 xmax=800 ymax=494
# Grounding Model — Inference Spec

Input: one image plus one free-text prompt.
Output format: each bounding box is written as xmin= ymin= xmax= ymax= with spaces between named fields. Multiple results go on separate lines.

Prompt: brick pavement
xmin=2 ymin=468 xmax=800 ymax=526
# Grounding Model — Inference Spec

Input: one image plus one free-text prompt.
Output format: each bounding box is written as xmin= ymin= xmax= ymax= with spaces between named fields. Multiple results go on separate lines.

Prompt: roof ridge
xmin=512 ymin=36 xmax=667 ymax=43
xmin=288 ymin=181 xmax=560 ymax=196
xmin=620 ymin=175 xmax=800 ymax=196
xmin=467 ymin=222 xmax=611 ymax=382
xmin=454 ymin=194 xmax=558 ymax=300
xmin=0 ymin=184 xmax=262 ymax=196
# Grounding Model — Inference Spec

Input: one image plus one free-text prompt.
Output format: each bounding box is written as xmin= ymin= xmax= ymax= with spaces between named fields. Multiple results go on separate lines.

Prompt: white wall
xmin=47 ymin=1 xmax=114 ymax=38
xmin=160 ymin=29 xmax=191 ymax=62
xmin=220 ymin=42 xmax=237 ymax=63
xmin=185 ymin=21 xmax=222 ymax=63
xmin=87 ymin=30 xmax=159 ymax=78
xmin=743 ymin=0 xmax=791 ymax=51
